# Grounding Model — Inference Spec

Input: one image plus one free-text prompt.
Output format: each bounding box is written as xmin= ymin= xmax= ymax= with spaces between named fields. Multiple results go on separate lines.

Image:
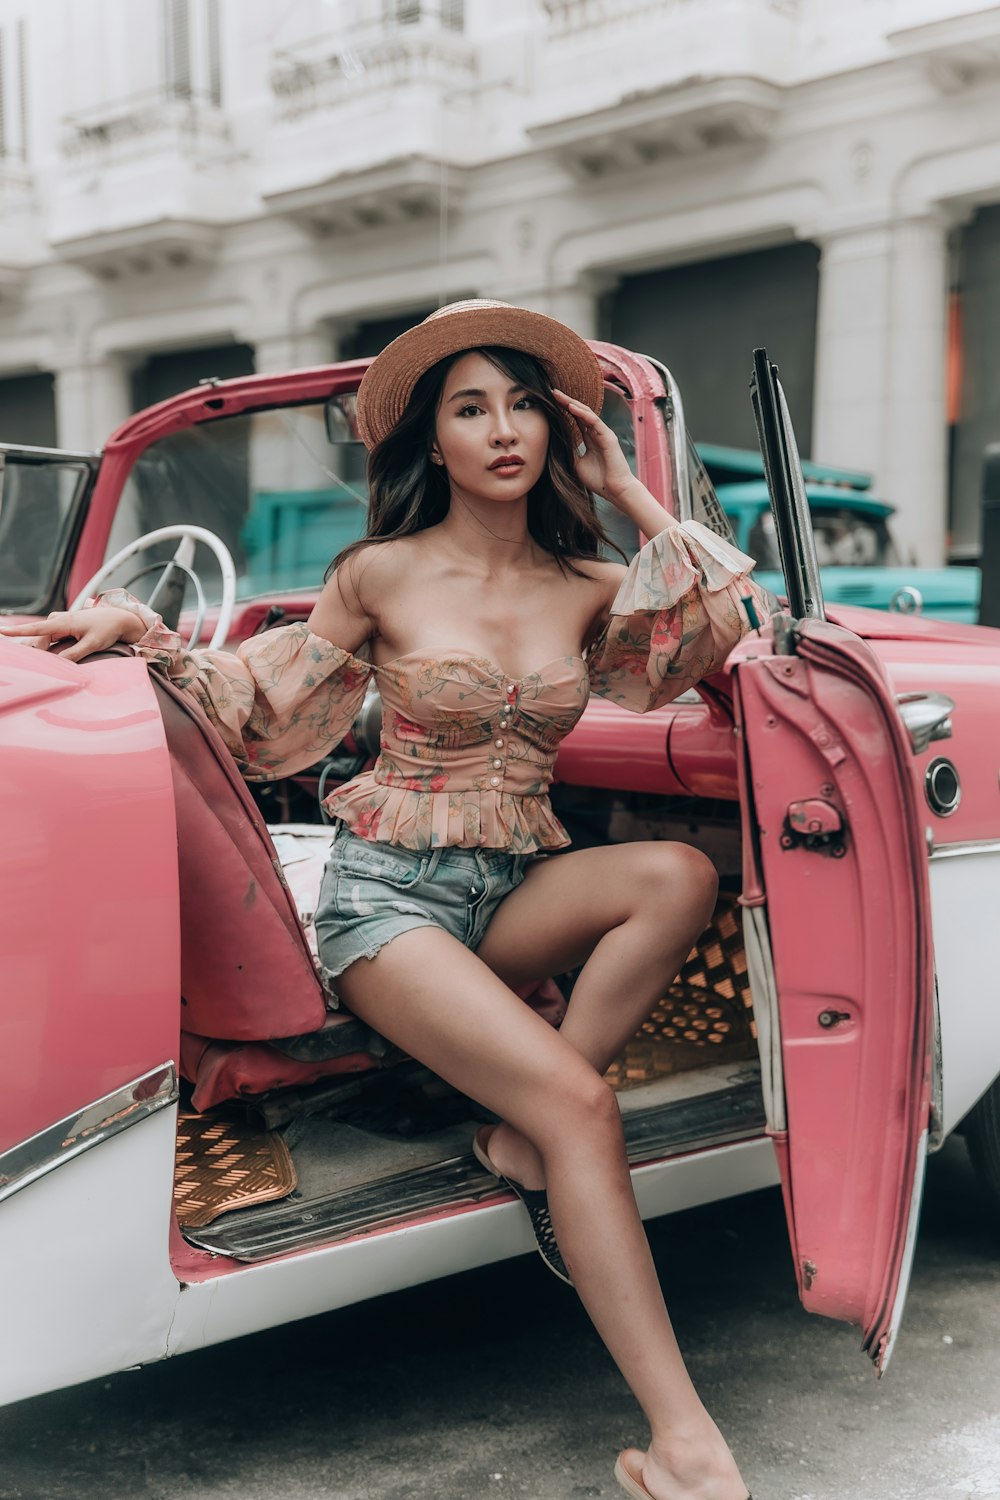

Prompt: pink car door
xmin=731 ymin=353 xmax=934 ymax=1372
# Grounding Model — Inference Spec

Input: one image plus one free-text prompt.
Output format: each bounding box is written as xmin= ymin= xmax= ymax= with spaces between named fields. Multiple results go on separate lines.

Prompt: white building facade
xmin=1 ymin=0 xmax=1000 ymax=563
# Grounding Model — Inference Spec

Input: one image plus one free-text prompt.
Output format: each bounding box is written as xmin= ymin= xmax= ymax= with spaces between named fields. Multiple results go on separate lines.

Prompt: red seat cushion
xmin=147 ymin=668 xmax=328 ymax=1041
xmin=180 ymin=1030 xmax=381 ymax=1112
xmin=180 ymin=977 xmax=567 ymax=1110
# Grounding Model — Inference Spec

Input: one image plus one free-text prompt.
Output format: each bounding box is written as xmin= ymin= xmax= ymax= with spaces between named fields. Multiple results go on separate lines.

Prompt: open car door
xmin=730 ymin=351 xmax=934 ymax=1372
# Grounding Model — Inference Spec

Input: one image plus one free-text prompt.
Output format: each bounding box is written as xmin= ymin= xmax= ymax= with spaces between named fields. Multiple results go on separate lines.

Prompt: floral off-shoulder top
xmin=102 ymin=520 xmax=771 ymax=854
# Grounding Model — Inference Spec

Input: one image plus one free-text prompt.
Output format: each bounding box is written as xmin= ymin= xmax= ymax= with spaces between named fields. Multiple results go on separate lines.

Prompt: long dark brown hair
xmin=326 ymin=345 xmax=624 ymax=583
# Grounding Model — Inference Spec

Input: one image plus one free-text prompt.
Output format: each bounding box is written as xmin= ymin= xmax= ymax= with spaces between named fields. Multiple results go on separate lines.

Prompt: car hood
xmin=821 ymin=601 xmax=999 ymax=646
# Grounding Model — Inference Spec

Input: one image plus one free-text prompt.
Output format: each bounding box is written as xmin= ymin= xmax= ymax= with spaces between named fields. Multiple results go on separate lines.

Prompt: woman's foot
xmin=472 ymin=1124 xmax=572 ymax=1285
xmin=481 ymin=1119 xmax=546 ymax=1191
xmin=616 ymin=1434 xmax=749 ymax=1500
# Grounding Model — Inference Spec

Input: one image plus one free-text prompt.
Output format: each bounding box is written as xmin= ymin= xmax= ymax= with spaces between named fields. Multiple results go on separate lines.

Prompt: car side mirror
xmin=324 ymin=392 xmax=362 ymax=447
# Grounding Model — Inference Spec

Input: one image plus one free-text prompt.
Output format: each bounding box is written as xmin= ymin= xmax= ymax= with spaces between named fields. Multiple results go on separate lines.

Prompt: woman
xmin=6 ymin=301 xmax=767 ymax=1500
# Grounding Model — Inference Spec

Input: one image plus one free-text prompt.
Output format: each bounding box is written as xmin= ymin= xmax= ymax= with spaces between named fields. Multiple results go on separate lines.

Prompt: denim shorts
xmin=314 ymin=823 xmax=529 ymax=1004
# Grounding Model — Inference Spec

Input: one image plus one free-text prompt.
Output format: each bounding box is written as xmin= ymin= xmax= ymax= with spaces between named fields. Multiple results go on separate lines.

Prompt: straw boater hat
xmin=354 ymin=298 xmax=604 ymax=450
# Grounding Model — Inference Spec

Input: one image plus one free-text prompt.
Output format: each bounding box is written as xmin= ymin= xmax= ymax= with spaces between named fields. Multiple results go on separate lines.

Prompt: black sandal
xmin=615 ymin=1451 xmax=752 ymax=1499
xmin=472 ymin=1125 xmax=573 ymax=1286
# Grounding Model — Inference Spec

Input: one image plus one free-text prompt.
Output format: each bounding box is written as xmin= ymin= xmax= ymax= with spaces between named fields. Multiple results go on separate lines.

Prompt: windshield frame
xmin=0 ymin=445 xmax=100 ymax=618
xmin=62 ymin=345 xmax=690 ymax=616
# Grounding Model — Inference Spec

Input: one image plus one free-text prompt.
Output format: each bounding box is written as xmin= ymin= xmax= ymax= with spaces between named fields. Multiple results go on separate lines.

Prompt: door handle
xmin=896 ymin=691 xmax=955 ymax=754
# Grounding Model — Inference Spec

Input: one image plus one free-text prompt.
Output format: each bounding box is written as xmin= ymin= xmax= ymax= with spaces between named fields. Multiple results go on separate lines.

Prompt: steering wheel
xmin=70 ymin=525 xmax=237 ymax=650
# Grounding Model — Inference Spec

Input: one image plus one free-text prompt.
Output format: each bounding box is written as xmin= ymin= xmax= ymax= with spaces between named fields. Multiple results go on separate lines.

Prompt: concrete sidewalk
xmin=1 ymin=1135 xmax=998 ymax=1500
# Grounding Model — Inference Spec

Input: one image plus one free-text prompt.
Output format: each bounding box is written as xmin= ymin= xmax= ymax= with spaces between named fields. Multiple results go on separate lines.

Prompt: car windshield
xmin=686 ymin=438 xmax=742 ymax=545
xmin=748 ymin=504 xmax=897 ymax=570
xmin=97 ymin=386 xmax=658 ymax=609
xmin=90 ymin=377 xmax=742 ymax=611
xmin=0 ymin=455 xmax=94 ymax=613
xmin=99 ymin=401 xmax=369 ymax=606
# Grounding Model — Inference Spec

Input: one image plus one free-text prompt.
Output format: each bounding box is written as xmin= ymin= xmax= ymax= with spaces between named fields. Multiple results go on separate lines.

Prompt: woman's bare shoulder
xmin=309 ymin=539 xmax=417 ymax=650
xmin=572 ymin=555 xmax=628 ymax=605
xmin=336 ymin=536 xmax=423 ymax=599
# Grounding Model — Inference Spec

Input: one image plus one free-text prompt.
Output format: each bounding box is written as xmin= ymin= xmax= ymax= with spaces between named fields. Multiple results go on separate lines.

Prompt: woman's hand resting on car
xmin=0 ymin=605 xmax=146 ymax=663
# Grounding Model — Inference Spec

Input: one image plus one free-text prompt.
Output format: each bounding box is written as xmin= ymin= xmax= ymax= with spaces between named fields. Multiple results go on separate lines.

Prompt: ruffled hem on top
xmin=323 ymin=775 xmax=571 ymax=853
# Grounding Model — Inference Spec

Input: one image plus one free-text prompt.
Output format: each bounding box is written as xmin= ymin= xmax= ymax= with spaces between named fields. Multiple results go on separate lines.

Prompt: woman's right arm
xmin=0 ymin=558 xmax=378 ymax=780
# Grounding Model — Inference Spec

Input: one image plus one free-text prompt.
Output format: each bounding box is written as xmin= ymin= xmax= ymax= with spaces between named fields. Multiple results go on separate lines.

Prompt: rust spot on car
xmin=243 ymin=878 xmax=257 ymax=909
xmin=802 ymin=1259 xmax=818 ymax=1290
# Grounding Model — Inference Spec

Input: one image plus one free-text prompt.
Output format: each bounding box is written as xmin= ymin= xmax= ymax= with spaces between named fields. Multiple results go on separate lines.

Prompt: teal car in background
xmin=698 ymin=443 xmax=981 ymax=624
xmin=231 ymin=423 xmax=979 ymax=625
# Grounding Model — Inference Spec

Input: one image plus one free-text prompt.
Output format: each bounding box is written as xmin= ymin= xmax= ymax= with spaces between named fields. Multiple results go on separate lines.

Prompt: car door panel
xmin=732 ymin=619 xmax=933 ymax=1370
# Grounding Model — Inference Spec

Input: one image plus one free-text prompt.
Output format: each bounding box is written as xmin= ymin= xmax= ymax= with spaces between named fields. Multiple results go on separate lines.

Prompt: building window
xmin=0 ymin=16 xmax=29 ymax=160
xmin=384 ymin=1 xmax=464 ymax=30
xmin=162 ymin=0 xmax=222 ymax=105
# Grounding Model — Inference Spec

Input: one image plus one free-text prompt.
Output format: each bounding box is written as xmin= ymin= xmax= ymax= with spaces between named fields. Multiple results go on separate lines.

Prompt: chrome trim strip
xmin=869 ymin=1128 xmax=928 ymax=1376
xmin=744 ymin=904 xmax=785 ymax=1134
xmin=929 ymin=839 xmax=1000 ymax=861
xmin=0 ymin=1063 xmax=177 ymax=1206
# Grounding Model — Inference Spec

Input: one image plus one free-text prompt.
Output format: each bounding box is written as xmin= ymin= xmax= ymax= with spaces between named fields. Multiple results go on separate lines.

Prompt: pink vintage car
xmin=2 ymin=343 xmax=998 ymax=1408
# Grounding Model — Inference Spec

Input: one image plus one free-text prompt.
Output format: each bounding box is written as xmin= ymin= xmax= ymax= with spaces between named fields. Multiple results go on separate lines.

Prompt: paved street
xmin=1 ymin=1135 xmax=998 ymax=1500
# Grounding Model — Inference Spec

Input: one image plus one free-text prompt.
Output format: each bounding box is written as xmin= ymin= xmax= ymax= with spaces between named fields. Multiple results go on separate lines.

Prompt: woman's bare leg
xmin=475 ymin=841 xmax=746 ymax=1498
xmin=336 ymin=923 xmax=746 ymax=1500
xmin=476 ymin=841 xmax=719 ymax=1182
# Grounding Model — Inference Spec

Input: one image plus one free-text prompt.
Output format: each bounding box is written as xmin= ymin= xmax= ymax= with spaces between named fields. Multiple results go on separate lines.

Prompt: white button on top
xmin=490 ymin=776 xmax=500 ymax=787
xmin=495 ymin=738 xmax=504 ymax=748
xmin=506 ymin=684 xmax=516 ymax=696
xmin=493 ymin=758 xmax=502 ymax=769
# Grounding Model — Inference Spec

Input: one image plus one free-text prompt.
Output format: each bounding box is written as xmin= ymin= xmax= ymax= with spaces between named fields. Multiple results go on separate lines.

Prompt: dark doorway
xmin=130 ymin=342 xmax=255 ymax=411
xmin=950 ymin=205 xmax=1000 ymax=559
xmin=341 ymin=310 xmax=436 ymax=360
xmin=0 ymin=372 xmax=57 ymax=447
xmin=608 ymin=242 xmax=820 ymax=456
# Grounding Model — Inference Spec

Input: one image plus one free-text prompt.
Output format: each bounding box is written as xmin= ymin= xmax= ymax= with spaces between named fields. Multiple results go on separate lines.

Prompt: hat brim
xmin=355 ymin=303 xmax=604 ymax=450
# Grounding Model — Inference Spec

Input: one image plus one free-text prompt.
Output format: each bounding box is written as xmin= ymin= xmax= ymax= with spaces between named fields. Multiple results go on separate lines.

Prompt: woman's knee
xmin=632 ymin=841 xmax=718 ymax=922
xmin=546 ymin=1065 xmax=621 ymax=1139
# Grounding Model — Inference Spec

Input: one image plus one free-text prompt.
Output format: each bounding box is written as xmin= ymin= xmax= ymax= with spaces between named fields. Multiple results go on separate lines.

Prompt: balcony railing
xmin=542 ymin=0 xmax=800 ymax=36
xmin=60 ymin=88 xmax=229 ymax=164
xmin=270 ymin=9 xmax=476 ymax=120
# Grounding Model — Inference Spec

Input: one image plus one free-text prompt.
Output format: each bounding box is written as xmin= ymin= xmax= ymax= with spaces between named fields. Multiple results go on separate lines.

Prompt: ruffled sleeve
xmin=96 ymin=588 xmax=373 ymax=780
xmin=586 ymin=519 xmax=773 ymax=713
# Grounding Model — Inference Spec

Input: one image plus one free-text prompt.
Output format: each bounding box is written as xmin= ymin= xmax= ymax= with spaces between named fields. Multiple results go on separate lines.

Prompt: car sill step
xmin=184 ymin=1079 xmax=765 ymax=1263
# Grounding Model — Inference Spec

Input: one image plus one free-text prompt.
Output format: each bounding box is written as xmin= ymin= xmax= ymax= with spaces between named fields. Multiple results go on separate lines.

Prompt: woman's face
xmin=432 ymin=351 xmax=550 ymax=504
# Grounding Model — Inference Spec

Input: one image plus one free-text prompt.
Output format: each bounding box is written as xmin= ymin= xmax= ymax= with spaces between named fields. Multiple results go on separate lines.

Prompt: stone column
xmin=250 ymin=328 xmax=337 ymax=376
xmin=810 ymin=214 xmax=950 ymax=565
xmin=52 ymin=355 xmax=133 ymax=449
xmin=490 ymin=274 xmax=611 ymax=340
xmin=879 ymin=216 xmax=951 ymax=568
xmin=245 ymin=326 xmax=341 ymax=505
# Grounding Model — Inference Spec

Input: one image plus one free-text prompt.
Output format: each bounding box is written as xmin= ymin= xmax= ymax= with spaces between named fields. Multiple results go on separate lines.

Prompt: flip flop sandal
xmin=614 ymin=1451 xmax=753 ymax=1500
xmin=472 ymin=1125 xmax=573 ymax=1286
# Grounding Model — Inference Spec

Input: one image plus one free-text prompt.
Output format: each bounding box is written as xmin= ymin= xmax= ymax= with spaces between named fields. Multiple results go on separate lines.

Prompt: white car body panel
xmin=0 ymin=1109 xmax=180 ymax=1407
xmin=929 ymin=844 xmax=1000 ymax=1135
xmin=167 ymin=1139 xmax=778 ymax=1358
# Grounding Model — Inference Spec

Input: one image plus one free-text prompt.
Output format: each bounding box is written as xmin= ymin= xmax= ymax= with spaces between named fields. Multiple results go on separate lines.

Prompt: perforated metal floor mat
xmin=174 ymin=1112 xmax=298 ymax=1228
xmin=605 ymin=896 xmax=756 ymax=1090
